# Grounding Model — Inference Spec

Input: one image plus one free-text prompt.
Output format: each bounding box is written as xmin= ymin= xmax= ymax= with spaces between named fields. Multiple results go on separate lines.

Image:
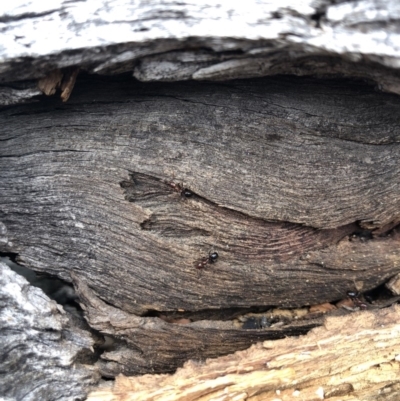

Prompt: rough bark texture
xmin=87 ymin=305 xmax=400 ymax=401
xmin=0 ymin=262 xmax=100 ymax=401
xmin=1 ymin=76 xmax=400 ymax=313
xmin=1 ymin=74 xmax=400 ymax=379
xmin=1 ymin=1 xmax=400 ymax=399
xmin=2 ymin=0 xmax=400 ymax=104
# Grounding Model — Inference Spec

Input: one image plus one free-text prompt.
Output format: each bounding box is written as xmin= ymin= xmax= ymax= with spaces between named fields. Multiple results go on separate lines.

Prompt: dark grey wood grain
xmin=1 ymin=76 xmax=399 ymax=319
xmin=2 ymin=0 xmax=400 ymax=392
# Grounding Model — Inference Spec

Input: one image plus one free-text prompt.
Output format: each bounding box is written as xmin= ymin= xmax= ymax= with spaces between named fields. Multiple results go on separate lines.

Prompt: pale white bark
xmin=0 ymin=262 xmax=100 ymax=401
xmin=1 ymin=0 xmax=400 ymax=94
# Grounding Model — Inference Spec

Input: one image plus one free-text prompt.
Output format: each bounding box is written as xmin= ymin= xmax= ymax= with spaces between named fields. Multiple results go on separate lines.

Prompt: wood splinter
xmin=38 ymin=67 xmax=79 ymax=102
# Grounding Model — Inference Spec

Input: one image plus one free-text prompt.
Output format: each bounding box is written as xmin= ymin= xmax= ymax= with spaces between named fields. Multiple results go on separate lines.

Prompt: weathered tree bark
xmin=2 ymin=0 xmax=400 ymax=104
xmin=1 ymin=1 xmax=400 ymax=400
xmin=1 ymin=73 xmax=399 ymax=378
xmin=0 ymin=262 xmax=100 ymax=401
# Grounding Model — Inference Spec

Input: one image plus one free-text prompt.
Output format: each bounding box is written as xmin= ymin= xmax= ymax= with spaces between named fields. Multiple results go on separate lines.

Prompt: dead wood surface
xmin=1 ymin=75 xmax=399 ymax=315
xmin=73 ymin=274 xmax=325 ymax=376
xmin=1 ymin=75 xmax=400 ymax=375
xmin=0 ymin=261 xmax=100 ymax=401
xmin=2 ymin=1 xmax=400 ymax=397
xmin=87 ymin=305 xmax=400 ymax=401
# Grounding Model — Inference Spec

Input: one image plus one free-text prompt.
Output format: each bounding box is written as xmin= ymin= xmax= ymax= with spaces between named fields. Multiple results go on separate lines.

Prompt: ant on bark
xmin=165 ymin=179 xmax=193 ymax=198
xmin=194 ymin=251 xmax=219 ymax=270
xmin=347 ymin=291 xmax=368 ymax=310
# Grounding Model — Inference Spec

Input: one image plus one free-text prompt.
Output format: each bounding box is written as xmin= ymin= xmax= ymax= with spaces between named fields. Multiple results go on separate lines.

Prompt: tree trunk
xmin=1 ymin=1 xmax=400 ymax=400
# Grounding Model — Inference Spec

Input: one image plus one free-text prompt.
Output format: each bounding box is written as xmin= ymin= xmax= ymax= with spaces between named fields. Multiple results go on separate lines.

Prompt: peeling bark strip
xmin=73 ymin=275 xmax=324 ymax=376
xmin=0 ymin=76 xmax=399 ymax=317
xmin=87 ymin=305 xmax=400 ymax=401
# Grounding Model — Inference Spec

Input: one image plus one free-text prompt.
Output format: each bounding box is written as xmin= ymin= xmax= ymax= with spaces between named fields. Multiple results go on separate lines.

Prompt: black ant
xmin=194 ymin=251 xmax=218 ymax=270
xmin=347 ymin=291 xmax=367 ymax=310
xmin=166 ymin=180 xmax=193 ymax=198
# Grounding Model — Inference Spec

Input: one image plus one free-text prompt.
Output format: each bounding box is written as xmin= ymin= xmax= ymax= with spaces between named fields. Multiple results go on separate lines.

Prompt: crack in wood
xmin=121 ymin=171 xmax=356 ymax=262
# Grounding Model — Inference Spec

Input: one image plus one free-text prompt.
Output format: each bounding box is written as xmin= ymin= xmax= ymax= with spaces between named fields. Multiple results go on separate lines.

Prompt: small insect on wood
xmin=195 ymin=252 xmax=219 ymax=270
xmin=166 ymin=180 xmax=193 ymax=198
xmin=347 ymin=291 xmax=368 ymax=309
